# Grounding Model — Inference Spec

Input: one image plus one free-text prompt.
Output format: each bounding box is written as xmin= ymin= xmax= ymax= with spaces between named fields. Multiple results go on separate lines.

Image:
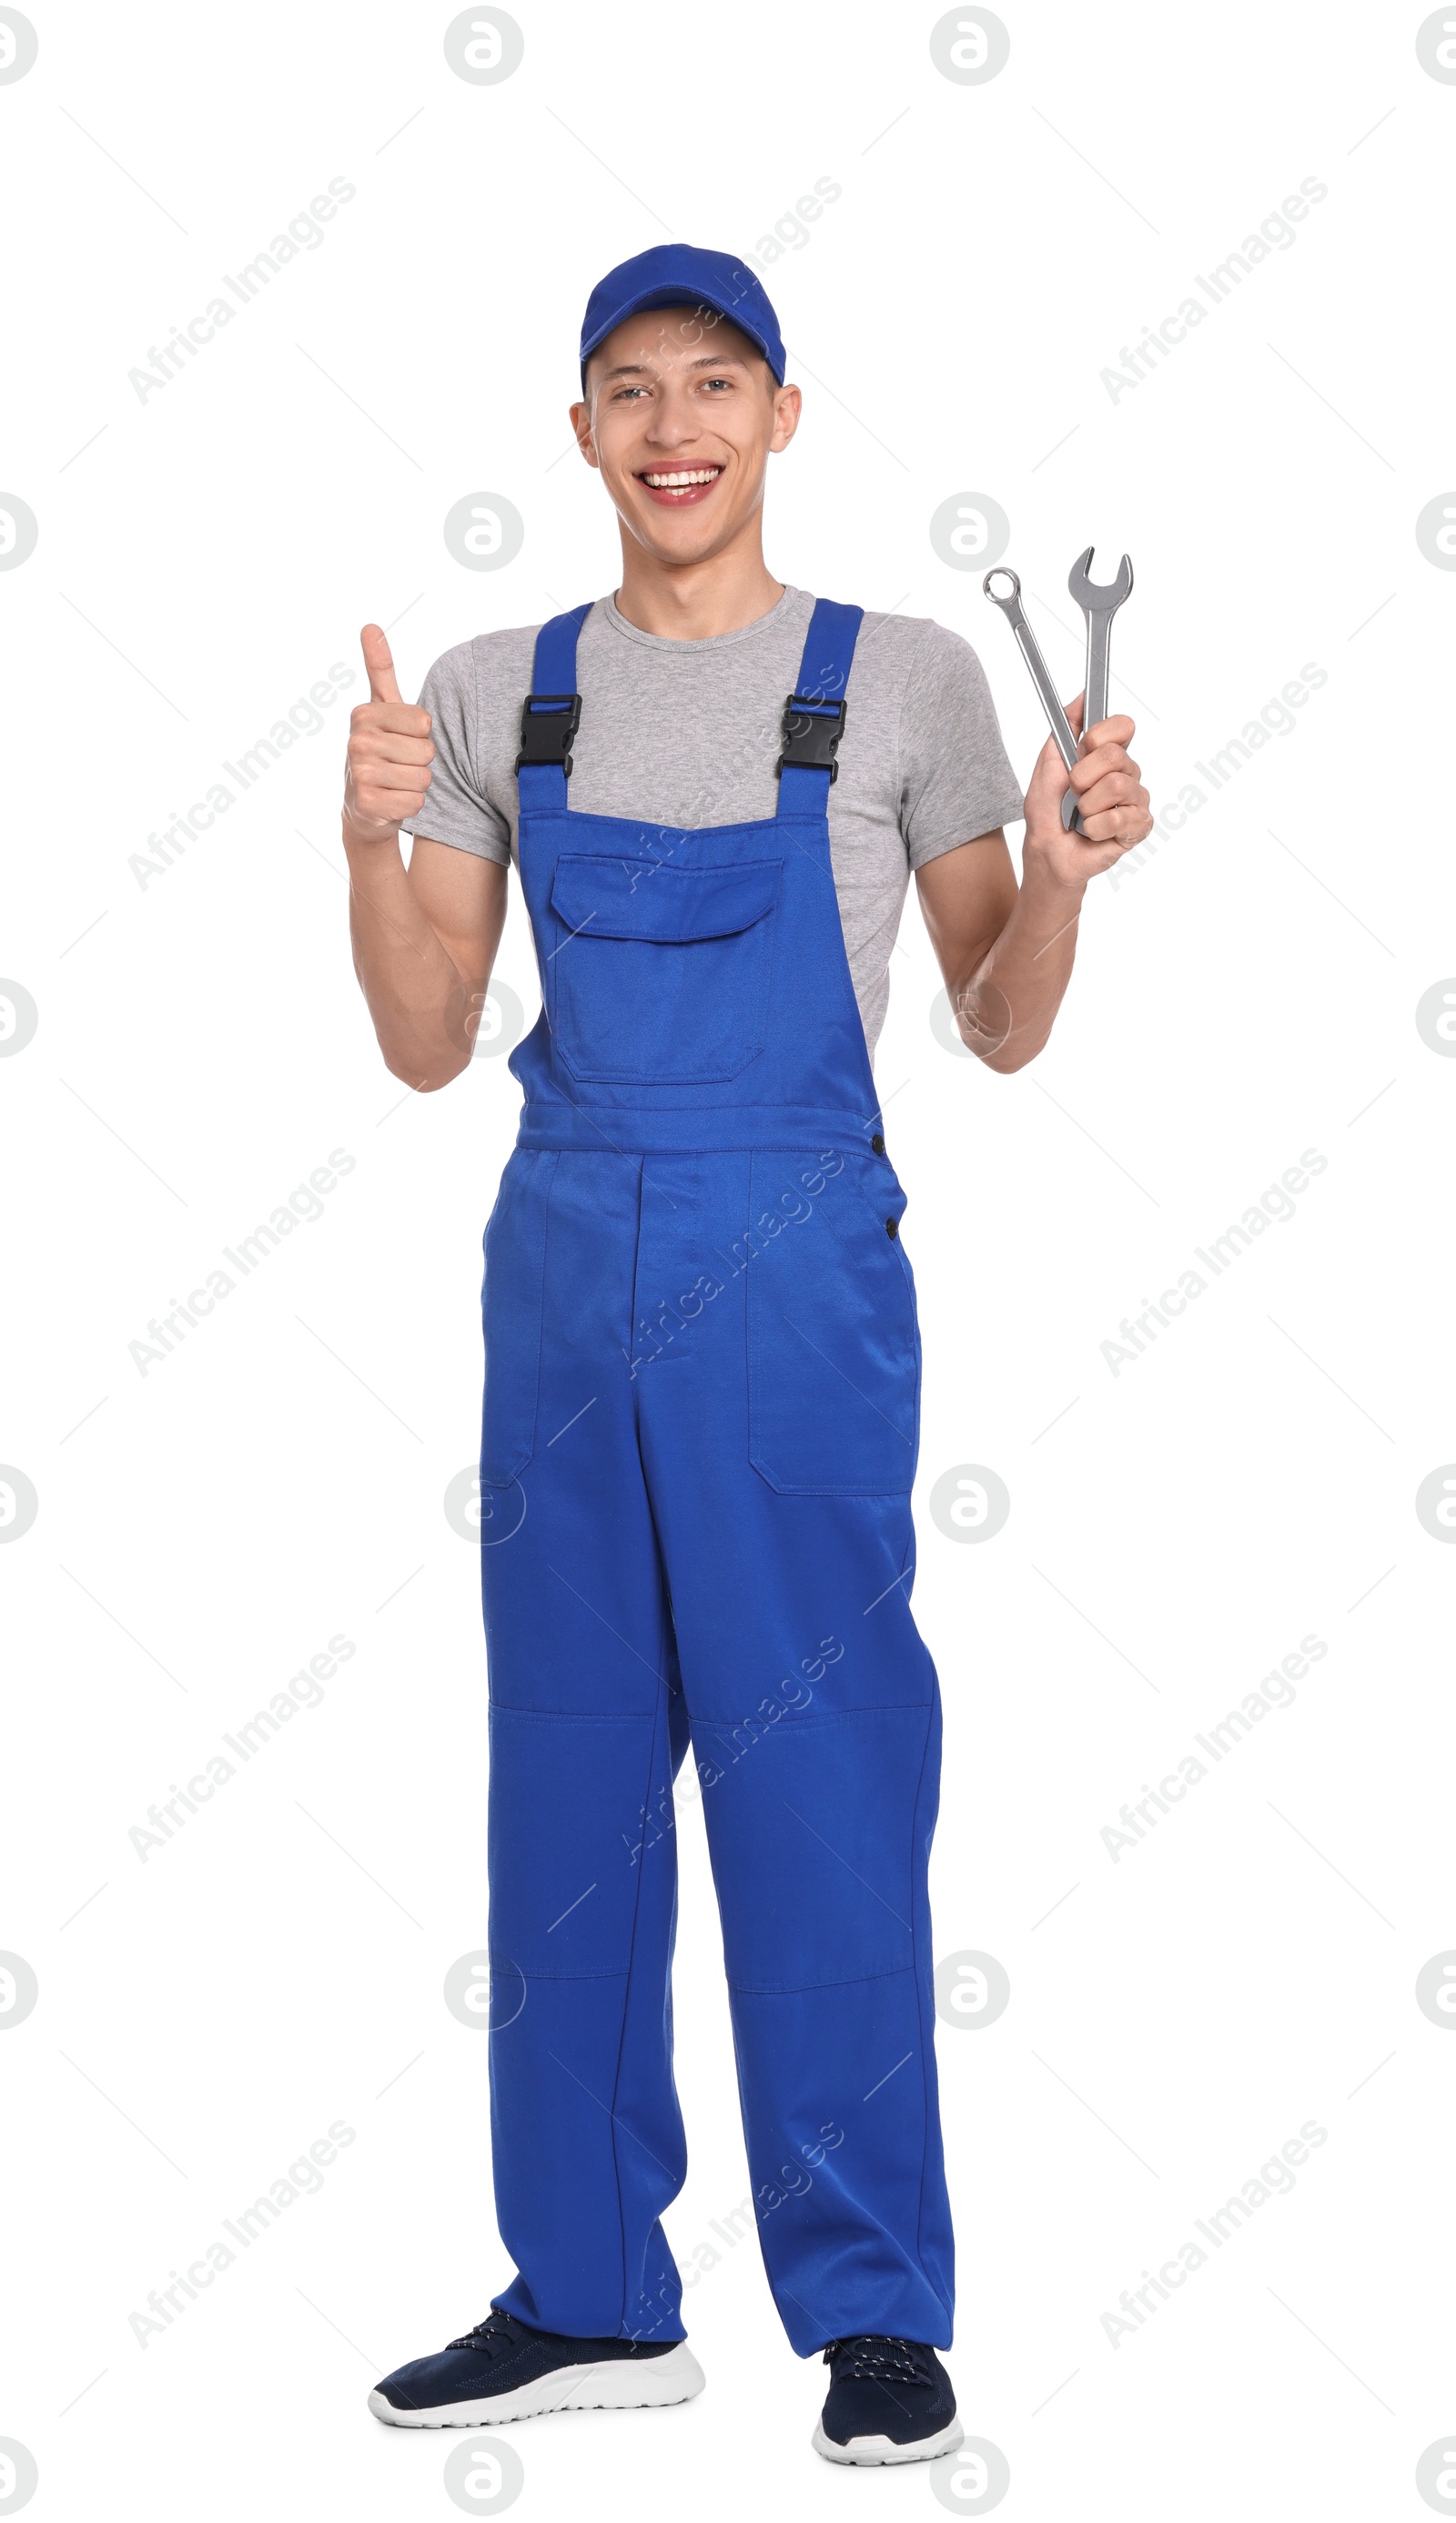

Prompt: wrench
xmin=982 ymin=565 xmax=1087 ymax=835
xmin=1067 ymin=545 xmax=1134 ymax=745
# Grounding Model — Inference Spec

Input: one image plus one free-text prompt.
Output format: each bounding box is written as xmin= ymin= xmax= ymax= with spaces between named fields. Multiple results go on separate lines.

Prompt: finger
xmin=1065 ymin=691 xmax=1086 ymax=737
xmin=1029 ymin=726 xmax=1075 ymax=792
xmin=356 ymin=760 xmax=434 ymax=795
xmin=350 ymin=706 xmax=431 ymax=741
xmin=1079 ymin=803 xmax=1154 ymax=846
xmin=360 ymin=622 xmax=403 ymax=706
xmin=1077 ymin=774 xmax=1148 ymax=820
xmin=349 ymin=727 xmax=436 ymax=765
xmin=1075 ymin=736 xmax=1130 ymax=786
xmin=349 ymin=783 xmax=429 ymax=826
xmin=359 ymin=801 xmax=429 ymax=826
xmin=1069 ymin=743 xmax=1132 ymax=793
xmin=1083 ymin=712 xmax=1135 ymax=749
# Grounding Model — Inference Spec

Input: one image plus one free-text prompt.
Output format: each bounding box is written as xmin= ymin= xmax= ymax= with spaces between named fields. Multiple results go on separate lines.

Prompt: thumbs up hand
xmin=343 ymin=624 xmax=435 ymax=840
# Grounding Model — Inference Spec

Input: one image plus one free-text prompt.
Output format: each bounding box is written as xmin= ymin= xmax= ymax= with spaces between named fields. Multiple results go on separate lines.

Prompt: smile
xmin=637 ymin=466 xmax=723 ymax=504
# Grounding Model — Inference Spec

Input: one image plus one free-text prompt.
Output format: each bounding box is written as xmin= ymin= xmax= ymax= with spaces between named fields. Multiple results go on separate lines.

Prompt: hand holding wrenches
xmin=983 ymin=547 xmax=1134 ymax=833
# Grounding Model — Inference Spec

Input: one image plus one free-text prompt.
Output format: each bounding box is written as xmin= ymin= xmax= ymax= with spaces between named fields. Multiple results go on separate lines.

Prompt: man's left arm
xmin=916 ymin=698 xmax=1152 ymax=1073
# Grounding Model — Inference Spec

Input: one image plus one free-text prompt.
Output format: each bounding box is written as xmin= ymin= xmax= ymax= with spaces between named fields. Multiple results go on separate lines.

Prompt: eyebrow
xmin=597 ymin=354 xmax=753 ymax=381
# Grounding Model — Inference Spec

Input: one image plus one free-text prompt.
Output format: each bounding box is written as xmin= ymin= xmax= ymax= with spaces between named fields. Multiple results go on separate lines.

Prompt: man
xmin=346 ymin=243 xmax=1150 ymax=2465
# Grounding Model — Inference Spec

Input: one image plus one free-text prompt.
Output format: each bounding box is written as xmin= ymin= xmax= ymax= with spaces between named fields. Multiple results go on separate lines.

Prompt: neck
xmin=613 ymin=518 xmax=784 ymax=642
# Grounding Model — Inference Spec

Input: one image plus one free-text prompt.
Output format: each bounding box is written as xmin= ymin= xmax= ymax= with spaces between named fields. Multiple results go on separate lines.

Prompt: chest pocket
xmin=549 ymin=855 xmax=781 ymax=1084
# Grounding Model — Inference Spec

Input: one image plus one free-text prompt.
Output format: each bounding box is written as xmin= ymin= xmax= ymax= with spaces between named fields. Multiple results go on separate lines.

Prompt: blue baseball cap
xmin=580 ymin=244 xmax=786 ymax=389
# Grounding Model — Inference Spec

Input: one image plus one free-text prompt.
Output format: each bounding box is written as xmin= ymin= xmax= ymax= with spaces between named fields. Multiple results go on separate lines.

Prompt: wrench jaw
xmin=1067 ymin=544 xmax=1134 ymax=613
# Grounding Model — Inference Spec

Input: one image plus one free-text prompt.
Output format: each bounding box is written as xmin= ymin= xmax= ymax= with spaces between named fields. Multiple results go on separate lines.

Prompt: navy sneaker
xmin=369 ymin=2307 xmax=704 ymax=2429
xmin=813 ymin=2334 xmax=963 ymax=2466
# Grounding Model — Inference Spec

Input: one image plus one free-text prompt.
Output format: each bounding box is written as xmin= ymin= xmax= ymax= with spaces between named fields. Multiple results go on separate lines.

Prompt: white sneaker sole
xmin=812 ymin=2415 xmax=965 ymax=2467
xmin=369 ymin=2342 xmax=705 ymax=2428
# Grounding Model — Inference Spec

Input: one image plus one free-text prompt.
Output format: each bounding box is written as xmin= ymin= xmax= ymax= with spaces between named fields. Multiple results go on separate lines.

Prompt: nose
xmin=643 ymin=410 xmax=703 ymax=451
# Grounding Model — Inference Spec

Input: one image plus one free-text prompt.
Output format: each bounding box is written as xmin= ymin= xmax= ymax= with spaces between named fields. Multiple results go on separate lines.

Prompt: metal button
xmin=885 ymin=1216 xmax=898 ymax=1239
xmin=871 ymin=1132 xmax=885 ymax=1154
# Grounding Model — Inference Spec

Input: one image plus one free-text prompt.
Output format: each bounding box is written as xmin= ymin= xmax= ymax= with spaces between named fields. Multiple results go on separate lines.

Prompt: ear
xmin=568 ymin=399 xmax=600 ymax=470
xmin=769 ymin=381 xmax=802 ymax=455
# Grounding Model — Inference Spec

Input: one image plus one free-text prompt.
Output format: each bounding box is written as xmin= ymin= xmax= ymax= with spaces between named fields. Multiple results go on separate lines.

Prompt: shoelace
xmin=447 ymin=2311 xmax=527 ymax=2356
xmin=823 ymin=2334 xmax=932 ymax=2384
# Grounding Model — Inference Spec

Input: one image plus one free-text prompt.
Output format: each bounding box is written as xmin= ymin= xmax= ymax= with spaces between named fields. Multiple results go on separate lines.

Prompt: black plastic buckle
xmin=777 ymin=694 xmax=847 ymax=783
xmin=516 ymin=692 xmax=582 ymax=775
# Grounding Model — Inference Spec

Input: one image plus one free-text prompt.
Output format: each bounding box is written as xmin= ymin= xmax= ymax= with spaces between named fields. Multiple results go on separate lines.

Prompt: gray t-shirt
xmin=404 ymin=585 xmax=1023 ymax=1059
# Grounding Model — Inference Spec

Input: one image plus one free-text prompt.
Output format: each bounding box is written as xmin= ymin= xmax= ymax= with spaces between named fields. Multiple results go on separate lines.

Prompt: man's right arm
xmin=342 ymin=623 xmax=508 ymax=1091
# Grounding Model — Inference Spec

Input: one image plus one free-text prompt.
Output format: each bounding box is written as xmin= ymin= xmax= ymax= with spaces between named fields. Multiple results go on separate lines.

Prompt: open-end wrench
xmin=1067 ymin=545 xmax=1134 ymax=743
xmin=982 ymin=565 xmax=1087 ymax=834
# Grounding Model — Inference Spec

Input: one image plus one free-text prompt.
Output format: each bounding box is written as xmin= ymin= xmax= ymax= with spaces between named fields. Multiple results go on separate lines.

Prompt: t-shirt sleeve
xmin=401 ymin=638 xmax=511 ymax=866
xmin=897 ymin=622 xmax=1025 ymax=868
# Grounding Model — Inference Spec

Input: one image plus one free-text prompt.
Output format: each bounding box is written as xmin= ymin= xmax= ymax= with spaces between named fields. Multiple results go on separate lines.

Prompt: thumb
xmin=1065 ymin=690 xmax=1086 ymax=743
xmin=360 ymin=623 xmax=402 ymax=705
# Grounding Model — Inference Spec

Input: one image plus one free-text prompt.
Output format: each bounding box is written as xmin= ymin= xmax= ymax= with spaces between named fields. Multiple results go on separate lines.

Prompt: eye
xmin=702 ymin=376 xmax=732 ymax=391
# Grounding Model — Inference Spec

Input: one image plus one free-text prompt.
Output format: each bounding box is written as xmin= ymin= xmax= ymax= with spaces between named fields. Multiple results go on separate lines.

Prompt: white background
xmin=3 ymin=2 xmax=1454 ymax=2518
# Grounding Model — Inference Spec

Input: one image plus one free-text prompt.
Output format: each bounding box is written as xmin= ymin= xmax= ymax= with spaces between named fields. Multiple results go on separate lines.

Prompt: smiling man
xmin=346 ymin=243 xmax=1151 ymax=2466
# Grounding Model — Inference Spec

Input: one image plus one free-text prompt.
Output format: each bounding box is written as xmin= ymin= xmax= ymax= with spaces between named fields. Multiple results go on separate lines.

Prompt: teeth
xmin=642 ymin=469 xmax=720 ymax=488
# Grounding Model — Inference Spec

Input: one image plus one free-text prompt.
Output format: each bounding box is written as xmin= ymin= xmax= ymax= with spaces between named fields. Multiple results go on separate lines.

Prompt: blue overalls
xmin=480 ymin=598 xmax=954 ymax=2356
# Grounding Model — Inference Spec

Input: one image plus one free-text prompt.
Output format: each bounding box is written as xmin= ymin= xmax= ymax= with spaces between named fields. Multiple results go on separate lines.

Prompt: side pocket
xmin=480 ymin=1150 xmax=558 ymax=1487
xmin=746 ymin=1152 xmax=920 ymax=1495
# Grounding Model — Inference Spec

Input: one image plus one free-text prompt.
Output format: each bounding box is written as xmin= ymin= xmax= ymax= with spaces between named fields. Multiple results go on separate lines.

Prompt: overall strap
xmin=775 ymin=597 xmax=864 ymax=817
xmin=516 ymin=603 xmax=593 ymax=813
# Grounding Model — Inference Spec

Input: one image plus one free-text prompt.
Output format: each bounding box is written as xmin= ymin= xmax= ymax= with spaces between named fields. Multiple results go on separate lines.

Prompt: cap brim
xmin=581 ymin=286 xmax=782 ymax=381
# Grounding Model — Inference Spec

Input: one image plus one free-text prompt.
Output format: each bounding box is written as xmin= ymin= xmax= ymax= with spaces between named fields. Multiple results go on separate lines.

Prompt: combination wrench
xmin=984 ymin=546 xmax=1135 ymax=834
xmin=1067 ymin=544 xmax=1134 ymax=742
xmin=981 ymin=566 xmax=1087 ymax=833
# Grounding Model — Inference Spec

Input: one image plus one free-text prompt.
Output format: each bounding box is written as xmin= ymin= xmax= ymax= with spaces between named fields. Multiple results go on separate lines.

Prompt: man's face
xmin=571 ymin=306 xmax=800 ymax=563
